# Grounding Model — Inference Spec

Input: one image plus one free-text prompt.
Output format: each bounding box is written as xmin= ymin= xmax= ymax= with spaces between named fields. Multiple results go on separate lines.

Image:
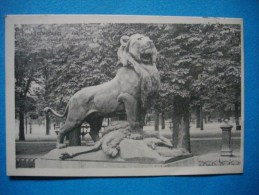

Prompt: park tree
xmin=151 ymin=23 xmax=241 ymax=151
xmin=15 ymin=25 xmax=43 ymax=140
xmin=190 ymin=24 xmax=241 ymax=127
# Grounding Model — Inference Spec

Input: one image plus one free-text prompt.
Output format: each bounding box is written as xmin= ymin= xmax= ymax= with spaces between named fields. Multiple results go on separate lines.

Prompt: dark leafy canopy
xmin=155 ymin=24 xmax=241 ymax=115
xmin=15 ymin=23 xmax=241 ymax=118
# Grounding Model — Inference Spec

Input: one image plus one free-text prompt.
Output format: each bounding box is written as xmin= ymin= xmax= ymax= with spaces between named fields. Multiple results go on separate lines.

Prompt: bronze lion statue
xmin=44 ymin=34 xmax=160 ymax=149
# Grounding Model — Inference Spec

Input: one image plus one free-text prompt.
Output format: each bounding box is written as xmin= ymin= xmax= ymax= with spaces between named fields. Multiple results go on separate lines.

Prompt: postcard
xmin=5 ymin=15 xmax=243 ymax=176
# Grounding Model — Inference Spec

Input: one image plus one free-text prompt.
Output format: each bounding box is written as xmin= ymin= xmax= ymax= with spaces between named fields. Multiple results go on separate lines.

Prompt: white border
xmin=5 ymin=15 xmax=244 ymax=177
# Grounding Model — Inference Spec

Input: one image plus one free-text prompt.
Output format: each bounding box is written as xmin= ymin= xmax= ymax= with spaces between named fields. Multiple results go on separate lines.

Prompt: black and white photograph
xmin=5 ymin=15 xmax=243 ymax=176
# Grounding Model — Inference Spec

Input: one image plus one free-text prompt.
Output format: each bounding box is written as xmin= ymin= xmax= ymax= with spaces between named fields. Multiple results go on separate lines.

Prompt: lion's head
xmin=117 ymin=34 xmax=160 ymax=109
xmin=117 ymin=34 xmax=157 ymax=67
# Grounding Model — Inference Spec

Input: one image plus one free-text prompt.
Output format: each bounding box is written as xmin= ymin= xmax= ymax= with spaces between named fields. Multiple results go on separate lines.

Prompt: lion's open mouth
xmin=141 ymin=53 xmax=153 ymax=64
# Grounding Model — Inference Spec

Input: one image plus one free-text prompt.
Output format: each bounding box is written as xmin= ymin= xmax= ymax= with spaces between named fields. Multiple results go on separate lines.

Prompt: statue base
xmin=35 ymin=155 xmax=197 ymax=168
xmin=35 ymin=139 xmax=197 ymax=168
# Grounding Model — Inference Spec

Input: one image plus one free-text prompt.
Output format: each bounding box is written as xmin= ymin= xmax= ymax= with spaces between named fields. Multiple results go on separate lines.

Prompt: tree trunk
xmin=235 ymin=101 xmax=241 ymax=130
xmin=46 ymin=112 xmax=50 ymax=135
xmin=172 ymin=110 xmax=180 ymax=148
xmin=25 ymin=113 xmax=28 ymax=134
xmin=154 ymin=110 xmax=159 ymax=131
xmin=69 ymin=127 xmax=81 ymax=146
xmin=204 ymin=113 xmax=208 ymax=124
xmin=19 ymin=108 xmax=25 ymax=141
xmin=161 ymin=112 xmax=165 ymax=130
xmin=196 ymin=105 xmax=201 ymax=128
xmin=200 ymin=105 xmax=204 ymax=130
xmin=177 ymin=110 xmax=191 ymax=152
xmin=29 ymin=123 xmax=32 ymax=134
xmin=172 ymin=97 xmax=191 ymax=152
xmin=235 ymin=101 xmax=240 ymax=126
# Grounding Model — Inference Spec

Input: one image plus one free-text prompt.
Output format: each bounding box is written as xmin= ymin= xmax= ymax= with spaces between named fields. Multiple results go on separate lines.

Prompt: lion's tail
xmin=43 ymin=104 xmax=69 ymax=118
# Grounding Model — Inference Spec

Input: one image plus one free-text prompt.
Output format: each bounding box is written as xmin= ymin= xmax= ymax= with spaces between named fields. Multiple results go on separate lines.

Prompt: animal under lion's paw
xmin=102 ymin=145 xmax=120 ymax=158
xmin=128 ymin=133 xmax=143 ymax=140
xmin=102 ymin=128 xmax=130 ymax=158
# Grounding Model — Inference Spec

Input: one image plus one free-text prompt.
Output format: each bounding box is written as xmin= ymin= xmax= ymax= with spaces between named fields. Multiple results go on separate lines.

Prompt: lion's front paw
xmin=56 ymin=143 xmax=67 ymax=149
xmin=129 ymin=133 xmax=143 ymax=140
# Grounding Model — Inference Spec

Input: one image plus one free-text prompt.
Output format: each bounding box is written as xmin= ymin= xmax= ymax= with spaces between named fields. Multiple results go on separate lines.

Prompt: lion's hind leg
xmin=57 ymin=118 xmax=84 ymax=149
xmin=56 ymin=123 xmax=74 ymax=149
xmin=88 ymin=115 xmax=104 ymax=142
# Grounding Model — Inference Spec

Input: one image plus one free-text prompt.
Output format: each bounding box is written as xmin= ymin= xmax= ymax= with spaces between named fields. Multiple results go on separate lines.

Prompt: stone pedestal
xmin=35 ymin=150 xmax=197 ymax=168
xmin=36 ymin=121 xmax=197 ymax=169
xmin=220 ymin=123 xmax=233 ymax=157
xmin=35 ymin=139 xmax=197 ymax=168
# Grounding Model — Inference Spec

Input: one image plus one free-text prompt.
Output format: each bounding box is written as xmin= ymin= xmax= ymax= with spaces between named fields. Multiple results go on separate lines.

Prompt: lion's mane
xmin=117 ymin=34 xmax=160 ymax=109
